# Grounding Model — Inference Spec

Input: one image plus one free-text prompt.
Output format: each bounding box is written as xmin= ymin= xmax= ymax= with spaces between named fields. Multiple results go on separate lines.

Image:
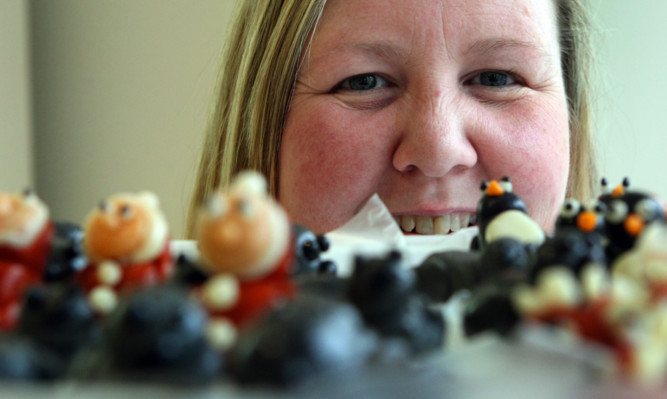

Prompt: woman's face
xmin=279 ymin=0 xmax=570 ymax=234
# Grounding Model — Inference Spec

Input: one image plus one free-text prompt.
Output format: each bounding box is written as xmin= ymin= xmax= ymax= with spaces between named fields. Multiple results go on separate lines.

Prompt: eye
xmin=584 ymin=199 xmax=606 ymax=214
xmin=203 ymin=194 xmax=227 ymax=217
xmin=560 ymin=199 xmax=581 ymax=219
xmin=336 ymin=73 xmax=389 ymax=91
xmin=606 ymin=200 xmax=628 ymax=224
xmin=499 ymin=176 xmax=512 ymax=192
xmin=119 ymin=204 xmax=133 ymax=219
xmin=635 ymin=198 xmax=660 ymax=220
xmin=468 ymin=71 xmax=517 ymax=87
xmin=600 ymin=177 xmax=610 ymax=194
xmin=237 ymin=199 xmax=254 ymax=218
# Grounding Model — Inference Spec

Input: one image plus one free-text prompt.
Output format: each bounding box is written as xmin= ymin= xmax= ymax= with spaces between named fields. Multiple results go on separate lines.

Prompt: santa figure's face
xmin=196 ymin=171 xmax=290 ymax=280
xmin=83 ymin=191 xmax=168 ymax=264
xmin=0 ymin=190 xmax=49 ymax=248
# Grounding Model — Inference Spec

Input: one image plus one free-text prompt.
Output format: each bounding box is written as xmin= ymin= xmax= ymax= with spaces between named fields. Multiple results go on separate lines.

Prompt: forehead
xmin=312 ymin=0 xmax=560 ymax=60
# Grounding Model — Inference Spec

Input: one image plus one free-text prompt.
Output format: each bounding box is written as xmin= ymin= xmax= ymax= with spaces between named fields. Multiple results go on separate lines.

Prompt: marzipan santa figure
xmin=77 ymin=191 xmax=173 ymax=314
xmin=0 ymin=190 xmax=54 ymax=329
xmin=194 ymin=170 xmax=295 ymax=349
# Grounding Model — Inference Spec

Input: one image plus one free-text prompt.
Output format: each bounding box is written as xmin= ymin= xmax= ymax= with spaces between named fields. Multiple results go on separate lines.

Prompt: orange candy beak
xmin=576 ymin=211 xmax=598 ymax=233
xmin=485 ymin=180 xmax=504 ymax=197
xmin=612 ymin=184 xmax=624 ymax=198
xmin=624 ymin=214 xmax=645 ymax=237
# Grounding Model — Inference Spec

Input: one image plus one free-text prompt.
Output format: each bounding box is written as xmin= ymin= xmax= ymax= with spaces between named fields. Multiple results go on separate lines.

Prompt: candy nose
xmin=624 ymin=213 xmax=645 ymax=237
xmin=219 ymin=221 xmax=242 ymax=245
xmin=577 ymin=211 xmax=598 ymax=233
xmin=485 ymin=180 xmax=504 ymax=197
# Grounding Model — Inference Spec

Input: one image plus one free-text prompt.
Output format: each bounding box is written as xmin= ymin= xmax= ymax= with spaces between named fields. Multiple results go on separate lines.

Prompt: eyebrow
xmin=307 ymin=37 xmax=553 ymax=70
xmin=308 ymin=40 xmax=408 ymax=67
xmin=464 ymin=38 xmax=553 ymax=59
xmin=347 ymin=41 xmax=409 ymax=60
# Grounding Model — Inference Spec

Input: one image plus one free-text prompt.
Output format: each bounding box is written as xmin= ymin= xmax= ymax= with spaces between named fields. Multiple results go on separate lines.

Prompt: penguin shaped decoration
xmin=555 ymin=198 xmax=606 ymax=237
xmin=476 ymin=177 xmax=545 ymax=250
xmin=600 ymin=177 xmax=666 ymax=262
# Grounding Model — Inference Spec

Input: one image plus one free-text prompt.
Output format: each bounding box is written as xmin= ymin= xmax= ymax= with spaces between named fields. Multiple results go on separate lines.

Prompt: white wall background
xmin=29 ymin=0 xmax=234 ymax=237
xmin=589 ymin=0 xmax=667 ymax=196
xmin=1 ymin=0 xmax=666 ymax=237
xmin=1 ymin=1 xmax=33 ymax=191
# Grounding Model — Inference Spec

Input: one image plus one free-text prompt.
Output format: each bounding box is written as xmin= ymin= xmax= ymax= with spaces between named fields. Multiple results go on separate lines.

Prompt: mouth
xmin=394 ymin=212 xmax=477 ymax=235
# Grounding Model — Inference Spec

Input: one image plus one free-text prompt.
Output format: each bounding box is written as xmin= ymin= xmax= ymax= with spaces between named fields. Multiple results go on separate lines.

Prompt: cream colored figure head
xmin=83 ymin=191 xmax=169 ymax=264
xmin=0 ymin=190 xmax=49 ymax=248
xmin=195 ymin=170 xmax=291 ymax=280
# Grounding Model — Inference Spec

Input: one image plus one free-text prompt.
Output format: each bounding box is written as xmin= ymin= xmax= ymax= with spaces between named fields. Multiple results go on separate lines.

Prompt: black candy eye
xmin=584 ymin=199 xmax=607 ymax=214
xmin=120 ymin=205 xmax=132 ymax=219
xmin=561 ymin=198 xmax=581 ymax=218
xmin=237 ymin=199 xmax=253 ymax=217
xmin=600 ymin=177 xmax=610 ymax=194
xmin=499 ymin=177 xmax=512 ymax=192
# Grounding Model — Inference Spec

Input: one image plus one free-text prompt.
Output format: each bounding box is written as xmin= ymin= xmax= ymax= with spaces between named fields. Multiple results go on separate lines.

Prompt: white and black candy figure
xmin=291 ymin=223 xmax=336 ymax=276
xmin=474 ymin=177 xmax=545 ymax=251
xmin=599 ymin=177 xmax=666 ymax=263
xmin=555 ymin=198 xmax=606 ymax=237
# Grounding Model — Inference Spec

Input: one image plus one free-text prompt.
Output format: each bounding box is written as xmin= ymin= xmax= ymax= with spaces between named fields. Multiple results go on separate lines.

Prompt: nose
xmin=392 ymin=89 xmax=477 ymax=177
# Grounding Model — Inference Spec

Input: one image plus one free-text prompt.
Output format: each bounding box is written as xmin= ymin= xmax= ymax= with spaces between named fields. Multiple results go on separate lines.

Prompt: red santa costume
xmin=0 ymin=191 xmax=53 ymax=330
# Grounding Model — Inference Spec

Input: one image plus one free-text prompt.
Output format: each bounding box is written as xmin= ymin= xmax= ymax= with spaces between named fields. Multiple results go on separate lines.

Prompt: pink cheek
xmin=279 ymin=114 xmax=378 ymax=229
xmin=476 ymin=101 xmax=569 ymax=228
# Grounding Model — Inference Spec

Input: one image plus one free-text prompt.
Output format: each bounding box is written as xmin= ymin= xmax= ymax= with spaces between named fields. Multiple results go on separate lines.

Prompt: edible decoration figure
xmin=77 ymin=191 xmax=173 ymax=314
xmin=475 ymin=177 xmax=545 ymax=249
xmin=194 ymin=170 xmax=295 ymax=348
xmin=555 ymin=198 xmax=607 ymax=237
xmin=0 ymin=190 xmax=54 ymax=330
xmin=599 ymin=178 xmax=666 ymax=263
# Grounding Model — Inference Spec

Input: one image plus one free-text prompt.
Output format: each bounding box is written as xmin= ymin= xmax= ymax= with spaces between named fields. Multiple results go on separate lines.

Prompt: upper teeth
xmin=395 ymin=213 xmax=476 ymax=234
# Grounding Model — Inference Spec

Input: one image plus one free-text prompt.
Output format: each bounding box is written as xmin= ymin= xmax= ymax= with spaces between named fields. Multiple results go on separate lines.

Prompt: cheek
xmin=479 ymin=98 xmax=570 ymax=230
xmin=279 ymin=99 xmax=394 ymax=232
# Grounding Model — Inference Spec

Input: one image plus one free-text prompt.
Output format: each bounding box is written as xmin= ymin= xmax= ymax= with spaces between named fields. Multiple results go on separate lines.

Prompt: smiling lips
xmin=394 ymin=212 xmax=477 ymax=234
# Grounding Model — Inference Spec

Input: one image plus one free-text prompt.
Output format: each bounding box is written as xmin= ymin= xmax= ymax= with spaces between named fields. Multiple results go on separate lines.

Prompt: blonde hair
xmin=188 ymin=0 xmax=598 ymax=237
xmin=557 ymin=0 xmax=599 ymax=203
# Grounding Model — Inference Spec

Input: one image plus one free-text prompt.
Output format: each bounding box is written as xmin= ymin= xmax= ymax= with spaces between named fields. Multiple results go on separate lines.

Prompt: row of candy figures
xmin=449 ymin=177 xmax=667 ymax=385
xmin=2 ymin=173 xmax=666 ymax=387
xmin=0 ymin=178 xmax=456 ymax=383
xmin=0 ymin=173 xmax=379 ymax=387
